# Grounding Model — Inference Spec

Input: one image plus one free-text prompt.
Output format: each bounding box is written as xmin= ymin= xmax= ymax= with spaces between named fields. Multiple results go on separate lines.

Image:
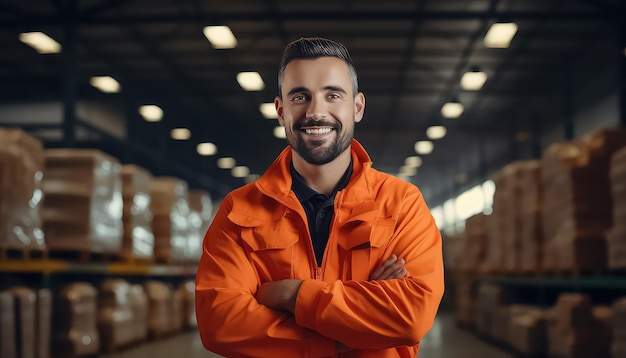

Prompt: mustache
xmin=295 ymin=120 xmax=339 ymax=130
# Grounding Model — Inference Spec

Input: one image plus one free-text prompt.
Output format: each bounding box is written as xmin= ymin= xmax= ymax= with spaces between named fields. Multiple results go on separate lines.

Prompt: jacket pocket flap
xmin=227 ymin=208 xmax=286 ymax=227
xmin=339 ymin=217 xmax=396 ymax=250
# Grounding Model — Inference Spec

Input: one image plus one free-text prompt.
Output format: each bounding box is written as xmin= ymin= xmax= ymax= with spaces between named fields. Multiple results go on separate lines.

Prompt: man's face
xmin=275 ymin=57 xmax=365 ymax=165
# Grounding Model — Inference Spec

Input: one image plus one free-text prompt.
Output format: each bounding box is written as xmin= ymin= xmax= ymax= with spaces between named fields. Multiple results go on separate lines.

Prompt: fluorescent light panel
xmin=415 ymin=141 xmax=434 ymax=155
xmin=260 ymin=103 xmax=278 ymax=119
xmin=399 ymin=165 xmax=417 ymax=177
xmin=273 ymin=126 xmax=286 ymax=139
xmin=197 ymin=142 xmax=217 ymax=156
xmin=441 ymin=102 xmax=464 ymax=119
xmin=232 ymin=166 xmax=249 ymax=178
xmin=19 ymin=32 xmax=61 ymax=54
xmin=484 ymin=23 xmax=518 ymax=48
xmin=171 ymin=128 xmax=191 ymax=140
xmin=90 ymin=76 xmax=121 ymax=93
xmin=237 ymin=72 xmax=264 ymax=91
xmin=217 ymin=157 xmax=236 ymax=169
xmin=404 ymin=156 xmax=422 ymax=168
xmin=203 ymin=26 xmax=237 ymax=49
xmin=139 ymin=105 xmax=163 ymax=122
xmin=426 ymin=126 xmax=447 ymax=140
xmin=460 ymin=71 xmax=487 ymax=90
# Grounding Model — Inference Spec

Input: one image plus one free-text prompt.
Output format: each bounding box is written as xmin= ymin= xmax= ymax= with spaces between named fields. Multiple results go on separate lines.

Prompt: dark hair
xmin=277 ymin=37 xmax=359 ymax=98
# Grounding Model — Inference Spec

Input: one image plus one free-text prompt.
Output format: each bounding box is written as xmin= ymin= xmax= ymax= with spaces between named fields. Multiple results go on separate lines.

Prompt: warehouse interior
xmin=1 ymin=0 xmax=626 ymax=357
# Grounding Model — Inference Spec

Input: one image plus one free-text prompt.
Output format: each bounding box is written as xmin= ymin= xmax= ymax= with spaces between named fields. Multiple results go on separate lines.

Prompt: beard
xmin=287 ymin=119 xmax=354 ymax=165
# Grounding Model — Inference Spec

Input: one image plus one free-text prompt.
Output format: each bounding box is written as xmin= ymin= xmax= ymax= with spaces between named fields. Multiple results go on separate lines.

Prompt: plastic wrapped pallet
xmin=541 ymin=129 xmax=626 ymax=273
xmin=121 ymin=164 xmax=155 ymax=261
xmin=178 ymin=280 xmax=196 ymax=329
xmin=509 ymin=306 xmax=547 ymax=356
xmin=463 ymin=213 xmax=488 ymax=274
xmin=144 ymin=280 xmax=173 ymax=339
xmin=547 ymin=293 xmax=612 ymax=358
xmin=128 ymin=284 xmax=148 ymax=343
xmin=9 ymin=287 xmax=36 ymax=358
xmin=187 ymin=189 xmax=213 ymax=263
xmin=486 ymin=169 xmax=508 ymax=273
xmin=0 ymin=291 xmax=16 ymax=358
xmin=613 ymin=297 xmax=626 ymax=358
xmin=98 ymin=279 xmax=136 ymax=352
xmin=150 ymin=177 xmax=191 ymax=264
xmin=516 ymin=160 xmax=544 ymax=273
xmin=0 ymin=128 xmax=45 ymax=251
xmin=608 ymin=146 xmax=626 ymax=269
xmin=43 ymin=149 xmax=123 ymax=255
xmin=36 ymin=289 xmax=52 ymax=358
xmin=53 ymin=282 xmax=99 ymax=357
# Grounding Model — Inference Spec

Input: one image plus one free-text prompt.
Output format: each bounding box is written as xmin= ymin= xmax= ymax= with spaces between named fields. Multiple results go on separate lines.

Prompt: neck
xmin=292 ymin=149 xmax=352 ymax=196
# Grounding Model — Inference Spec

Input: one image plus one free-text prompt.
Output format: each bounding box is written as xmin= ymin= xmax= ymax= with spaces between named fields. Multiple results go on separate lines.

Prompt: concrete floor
xmin=104 ymin=311 xmax=514 ymax=358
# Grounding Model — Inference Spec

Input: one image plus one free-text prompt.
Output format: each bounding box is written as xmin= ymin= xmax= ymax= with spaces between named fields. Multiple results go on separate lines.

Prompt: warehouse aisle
xmin=104 ymin=310 xmax=514 ymax=358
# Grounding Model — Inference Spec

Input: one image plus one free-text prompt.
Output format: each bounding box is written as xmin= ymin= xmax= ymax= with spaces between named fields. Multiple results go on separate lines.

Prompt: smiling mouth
xmin=302 ymin=127 xmax=334 ymax=135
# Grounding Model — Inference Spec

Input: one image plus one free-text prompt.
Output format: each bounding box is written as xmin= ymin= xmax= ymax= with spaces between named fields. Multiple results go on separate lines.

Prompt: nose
xmin=305 ymin=95 xmax=327 ymax=120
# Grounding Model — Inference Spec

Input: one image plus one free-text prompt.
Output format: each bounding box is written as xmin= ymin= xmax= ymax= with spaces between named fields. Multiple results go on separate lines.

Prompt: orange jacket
xmin=196 ymin=140 xmax=444 ymax=358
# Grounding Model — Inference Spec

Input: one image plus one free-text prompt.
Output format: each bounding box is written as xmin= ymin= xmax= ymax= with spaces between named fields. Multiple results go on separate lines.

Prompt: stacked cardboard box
xmin=43 ymin=149 xmax=123 ymax=255
xmin=128 ymin=284 xmax=148 ymax=342
xmin=121 ymin=165 xmax=155 ymax=261
xmin=188 ymin=190 xmax=213 ymax=263
xmin=454 ymin=280 xmax=477 ymax=327
xmin=475 ymin=283 xmax=509 ymax=336
xmin=98 ymin=279 xmax=141 ymax=352
xmin=35 ymin=289 xmax=52 ymax=358
xmin=486 ymin=170 xmax=508 ymax=273
xmin=8 ymin=287 xmax=35 ymax=358
xmin=0 ymin=128 xmax=45 ymax=250
xmin=508 ymin=306 xmax=547 ymax=356
xmin=144 ymin=280 xmax=179 ymax=339
xmin=516 ymin=160 xmax=543 ymax=274
xmin=463 ymin=213 xmax=488 ymax=274
xmin=614 ymin=297 xmax=626 ymax=358
xmin=547 ymin=293 xmax=612 ymax=358
xmin=53 ymin=282 xmax=100 ymax=357
xmin=178 ymin=280 xmax=197 ymax=329
xmin=0 ymin=291 xmax=16 ymax=358
xmin=442 ymin=233 xmax=464 ymax=273
xmin=541 ymin=129 xmax=626 ymax=273
xmin=608 ymin=146 xmax=626 ymax=269
xmin=150 ymin=178 xmax=191 ymax=264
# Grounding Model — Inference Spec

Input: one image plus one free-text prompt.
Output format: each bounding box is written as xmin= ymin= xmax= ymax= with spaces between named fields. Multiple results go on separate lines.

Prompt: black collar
xmin=291 ymin=159 xmax=353 ymax=202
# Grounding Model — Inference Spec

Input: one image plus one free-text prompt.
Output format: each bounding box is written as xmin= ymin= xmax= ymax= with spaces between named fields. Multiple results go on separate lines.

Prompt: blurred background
xmin=1 ymin=1 xmax=626 ymax=357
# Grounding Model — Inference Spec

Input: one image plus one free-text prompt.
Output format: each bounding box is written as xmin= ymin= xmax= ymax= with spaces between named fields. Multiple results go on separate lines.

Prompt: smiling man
xmin=195 ymin=37 xmax=444 ymax=358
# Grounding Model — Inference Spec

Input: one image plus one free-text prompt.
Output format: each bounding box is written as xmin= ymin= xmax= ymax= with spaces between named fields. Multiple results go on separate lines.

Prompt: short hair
xmin=277 ymin=37 xmax=359 ymax=98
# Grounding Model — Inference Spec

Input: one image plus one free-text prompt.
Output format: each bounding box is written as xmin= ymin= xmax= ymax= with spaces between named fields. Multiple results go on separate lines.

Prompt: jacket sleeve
xmin=294 ymin=188 xmax=445 ymax=350
xmin=195 ymin=196 xmax=336 ymax=358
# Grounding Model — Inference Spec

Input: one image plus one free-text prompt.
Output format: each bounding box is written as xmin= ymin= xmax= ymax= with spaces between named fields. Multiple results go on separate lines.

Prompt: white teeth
xmin=304 ymin=128 xmax=332 ymax=135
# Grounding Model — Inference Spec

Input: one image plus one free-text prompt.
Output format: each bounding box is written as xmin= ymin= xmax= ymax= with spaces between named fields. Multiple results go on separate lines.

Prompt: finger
xmin=377 ymin=258 xmax=405 ymax=280
xmin=370 ymin=254 xmax=397 ymax=280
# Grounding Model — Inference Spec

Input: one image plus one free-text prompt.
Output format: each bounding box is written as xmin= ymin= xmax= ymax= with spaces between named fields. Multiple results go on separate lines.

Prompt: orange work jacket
xmin=196 ymin=140 xmax=444 ymax=358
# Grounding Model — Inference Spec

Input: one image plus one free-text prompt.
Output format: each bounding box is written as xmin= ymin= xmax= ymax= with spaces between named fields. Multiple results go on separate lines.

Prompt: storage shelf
xmin=0 ymin=259 xmax=197 ymax=276
xmin=475 ymin=274 xmax=626 ymax=289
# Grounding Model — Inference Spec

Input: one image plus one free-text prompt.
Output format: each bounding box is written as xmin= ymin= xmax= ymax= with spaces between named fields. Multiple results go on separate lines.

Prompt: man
xmin=196 ymin=37 xmax=444 ymax=357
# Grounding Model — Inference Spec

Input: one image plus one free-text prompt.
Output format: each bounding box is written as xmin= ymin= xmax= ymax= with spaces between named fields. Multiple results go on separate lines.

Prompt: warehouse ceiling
xmin=0 ymin=0 xmax=622 ymax=203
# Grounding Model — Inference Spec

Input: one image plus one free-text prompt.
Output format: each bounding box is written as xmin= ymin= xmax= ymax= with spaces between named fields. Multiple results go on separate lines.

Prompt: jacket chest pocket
xmin=338 ymin=218 xmax=395 ymax=281
xmin=238 ymin=220 xmax=300 ymax=283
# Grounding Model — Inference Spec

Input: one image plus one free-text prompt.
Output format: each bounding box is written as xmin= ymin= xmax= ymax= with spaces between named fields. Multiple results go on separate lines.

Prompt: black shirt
xmin=291 ymin=161 xmax=353 ymax=267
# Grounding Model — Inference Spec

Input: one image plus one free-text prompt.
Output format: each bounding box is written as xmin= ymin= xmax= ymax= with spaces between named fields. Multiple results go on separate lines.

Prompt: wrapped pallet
xmin=9 ymin=287 xmax=36 ymax=358
xmin=547 ymin=293 xmax=612 ymax=358
xmin=178 ymin=280 xmax=196 ymax=329
xmin=613 ymin=297 xmax=626 ymax=358
xmin=144 ymin=280 xmax=173 ymax=339
xmin=463 ymin=213 xmax=488 ymax=274
xmin=171 ymin=288 xmax=184 ymax=333
xmin=188 ymin=190 xmax=213 ymax=263
xmin=541 ymin=129 xmax=626 ymax=273
xmin=150 ymin=177 xmax=191 ymax=264
xmin=128 ymin=284 xmax=148 ymax=343
xmin=509 ymin=306 xmax=547 ymax=356
xmin=53 ymin=282 xmax=99 ymax=357
xmin=475 ymin=283 xmax=510 ymax=337
xmin=0 ymin=128 xmax=45 ymax=251
xmin=36 ymin=289 xmax=52 ymax=358
xmin=121 ymin=164 xmax=155 ymax=261
xmin=98 ymin=279 xmax=136 ymax=352
xmin=608 ymin=146 xmax=626 ymax=269
xmin=516 ymin=160 xmax=544 ymax=274
xmin=486 ymin=169 xmax=508 ymax=274
xmin=43 ymin=149 xmax=123 ymax=255
xmin=0 ymin=291 xmax=16 ymax=358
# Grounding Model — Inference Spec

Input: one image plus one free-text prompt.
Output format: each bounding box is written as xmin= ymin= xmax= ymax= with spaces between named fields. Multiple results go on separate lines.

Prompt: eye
xmin=327 ymin=93 xmax=341 ymax=99
xmin=291 ymin=94 xmax=308 ymax=102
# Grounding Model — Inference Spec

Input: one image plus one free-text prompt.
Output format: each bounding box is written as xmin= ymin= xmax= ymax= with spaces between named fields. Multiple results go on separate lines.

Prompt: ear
xmin=274 ymin=96 xmax=284 ymax=126
xmin=354 ymin=92 xmax=365 ymax=123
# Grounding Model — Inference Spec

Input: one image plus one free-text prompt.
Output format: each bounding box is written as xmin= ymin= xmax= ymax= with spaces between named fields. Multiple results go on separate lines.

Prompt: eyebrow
xmin=286 ymin=85 xmax=348 ymax=96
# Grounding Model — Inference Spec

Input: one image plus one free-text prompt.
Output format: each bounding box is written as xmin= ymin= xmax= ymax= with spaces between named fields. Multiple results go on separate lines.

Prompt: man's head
xmin=275 ymin=37 xmax=365 ymax=166
xmin=278 ymin=37 xmax=359 ymax=99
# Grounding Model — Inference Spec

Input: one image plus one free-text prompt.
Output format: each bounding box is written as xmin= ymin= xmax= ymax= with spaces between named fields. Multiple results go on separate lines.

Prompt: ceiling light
xmin=399 ymin=165 xmax=417 ymax=176
xmin=404 ymin=156 xmax=422 ymax=168
xmin=415 ymin=141 xmax=434 ymax=155
xmin=18 ymin=32 xmax=61 ymax=54
xmin=245 ymin=174 xmax=261 ymax=184
xmin=237 ymin=72 xmax=264 ymax=91
xmin=426 ymin=126 xmax=447 ymax=140
xmin=203 ymin=26 xmax=237 ymax=49
xmin=460 ymin=70 xmax=487 ymax=90
xmin=441 ymin=101 xmax=464 ymax=118
xmin=197 ymin=142 xmax=217 ymax=156
xmin=232 ymin=166 xmax=249 ymax=178
xmin=260 ymin=103 xmax=278 ymax=119
xmin=273 ymin=126 xmax=286 ymax=139
xmin=484 ymin=22 xmax=518 ymax=48
xmin=217 ymin=157 xmax=236 ymax=169
xmin=139 ymin=105 xmax=163 ymax=122
xmin=90 ymin=76 xmax=121 ymax=93
xmin=171 ymin=128 xmax=191 ymax=140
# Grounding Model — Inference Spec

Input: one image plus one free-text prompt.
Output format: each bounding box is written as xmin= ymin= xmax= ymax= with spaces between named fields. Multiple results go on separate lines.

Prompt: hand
xmin=255 ymin=279 xmax=303 ymax=313
xmin=369 ymin=254 xmax=407 ymax=281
